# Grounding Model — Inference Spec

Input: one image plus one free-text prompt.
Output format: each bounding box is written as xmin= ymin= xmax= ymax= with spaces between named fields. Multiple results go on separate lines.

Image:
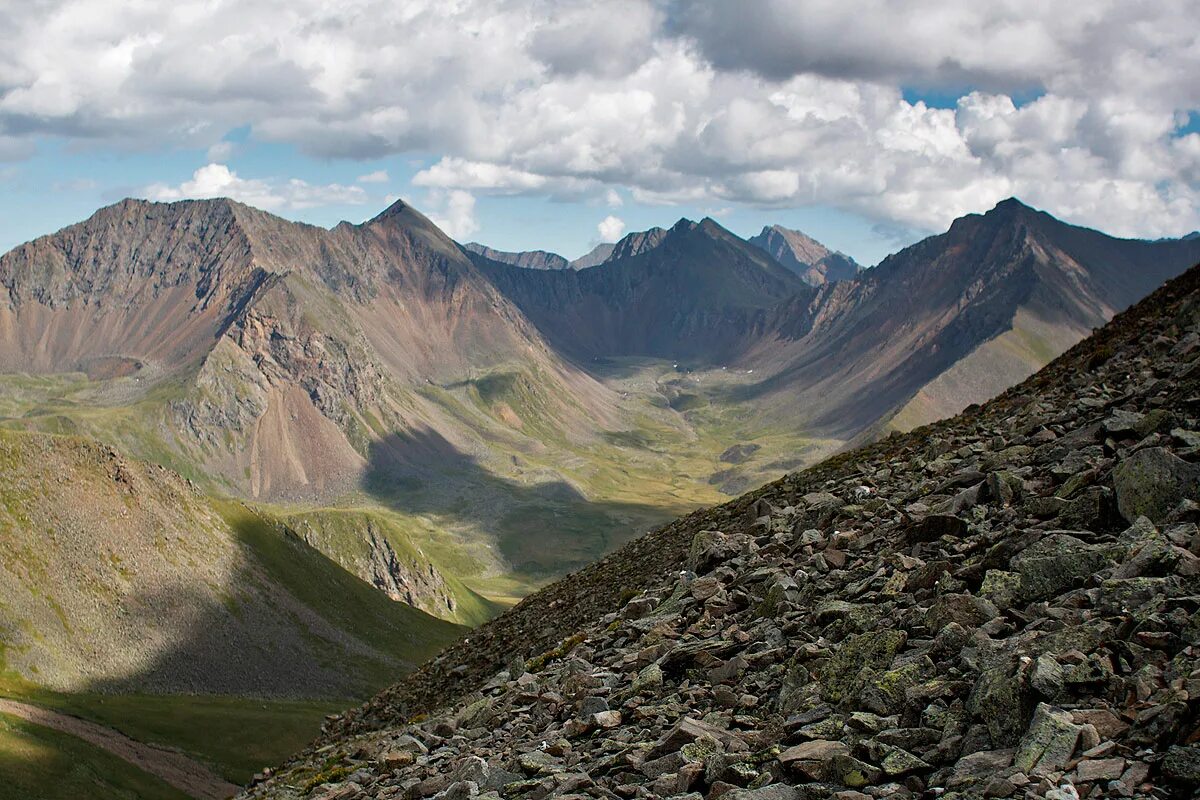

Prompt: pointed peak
xmin=992 ymin=197 xmax=1031 ymax=211
xmin=368 ymin=197 xmax=412 ymax=223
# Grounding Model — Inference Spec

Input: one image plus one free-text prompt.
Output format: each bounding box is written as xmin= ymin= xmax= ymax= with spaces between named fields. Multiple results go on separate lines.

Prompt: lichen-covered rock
xmin=821 ymin=630 xmax=906 ymax=706
xmin=1010 ymin=533 xmax=1120 ymax=602
xmin=1113 ymin=446 xmax=1200 ymax=523
xmin=1014 ymin=703 xmax=1082 ymax=776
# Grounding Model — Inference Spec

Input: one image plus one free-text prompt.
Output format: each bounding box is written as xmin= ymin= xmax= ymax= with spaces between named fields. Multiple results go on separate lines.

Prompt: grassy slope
xmin=0 ymin=668 xmax=339 ymax=785
xmin=273 ymin=507 xmax=503 ymax=627
xmin=214 ymin=502 xmax=466 ymax=688
xmin=0 ymin=433 xmax=466 ymax=789
xmin=0 ymin=712 xmax=190 ymax=800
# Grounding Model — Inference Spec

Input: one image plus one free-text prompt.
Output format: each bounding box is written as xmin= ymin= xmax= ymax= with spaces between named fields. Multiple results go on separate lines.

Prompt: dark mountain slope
xmin=738 ymin=199 xmax=1200 ymax=437
xmin=462 ymin=243 xmax=570 ymax=271
xmin=477 ymin=217 xmax=813 ymax=361
xmin=244 ymin=261 xmax=1200 ymax=800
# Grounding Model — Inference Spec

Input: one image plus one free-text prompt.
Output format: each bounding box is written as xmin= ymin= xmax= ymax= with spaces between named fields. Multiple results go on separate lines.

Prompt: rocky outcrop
xmin=242 ymin=262 xmax=1200 ymax=798
xmin=569 ymin=243 xmax=616 ymax=270
xmin=363 ymin=530 xmax=458 ymax=616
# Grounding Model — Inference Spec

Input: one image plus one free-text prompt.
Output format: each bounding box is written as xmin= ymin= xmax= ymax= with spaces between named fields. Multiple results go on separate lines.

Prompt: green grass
xmin=218 ymin=502 xmax=467 ymax=686
xmin=0 ymin=712 xmax=190 ymax=800
xmin=0 ymin=678 xmax=339 ymax=784
xmin=275 ymin=507 xmax=504 ymax=626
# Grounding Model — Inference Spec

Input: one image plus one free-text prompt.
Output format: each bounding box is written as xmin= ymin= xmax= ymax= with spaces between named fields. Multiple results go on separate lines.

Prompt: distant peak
xmin=989 ymin=197 xmax=1034 ymax=214
xmin=369 ymin=198 xmax=411 ymax=222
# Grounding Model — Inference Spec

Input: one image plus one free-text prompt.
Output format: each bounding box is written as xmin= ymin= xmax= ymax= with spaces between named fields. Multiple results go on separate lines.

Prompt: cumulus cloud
xmin=427 ymin=189 xmax=479 ymax=240
xmin=597 ymin=215 xmax=626 ymax=242
xmin=357 ymin=170 xmax=389 ymax=184
xmin=144 ymin=163 xmax=366 ymax=210
xmin=206 ymin=141 xmax=236 ymax=162
xmin=0 ymin=0 xmax=1197 ymax=236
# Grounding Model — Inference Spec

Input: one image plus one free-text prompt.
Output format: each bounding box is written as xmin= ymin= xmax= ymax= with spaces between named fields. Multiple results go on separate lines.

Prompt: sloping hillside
xmin=462 ymin=243 xmax=570 ymax=271
xmin=737 ymin=199 xmax=1200 ymax=438
xmin=0 ymin=428 xmax=463 ymax=699
xmin=477 ymin=218 xmax=812 ymax=361
xmin=242 ymin=262 xmax=1200 ymax=799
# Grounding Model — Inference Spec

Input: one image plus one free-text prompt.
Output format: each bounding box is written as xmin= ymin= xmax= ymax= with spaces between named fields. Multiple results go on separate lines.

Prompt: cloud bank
xmin=1 ymin=0 xmax=1197 ymax=236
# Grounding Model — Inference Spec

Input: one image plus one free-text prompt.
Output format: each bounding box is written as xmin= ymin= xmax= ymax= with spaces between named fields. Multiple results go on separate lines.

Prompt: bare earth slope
xmin=244 ymin=262 xmax=1200 ymax=799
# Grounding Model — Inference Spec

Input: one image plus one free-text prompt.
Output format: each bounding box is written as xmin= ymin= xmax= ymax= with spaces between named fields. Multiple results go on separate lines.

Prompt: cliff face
xmin=241 ymin=261 xmax=1200 ymax=800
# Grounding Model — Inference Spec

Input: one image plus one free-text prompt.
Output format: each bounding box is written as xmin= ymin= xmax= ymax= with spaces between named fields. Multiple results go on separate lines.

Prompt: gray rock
xmin=1014 ymin=703 xmax=1082 ymax=776
xmin=1113 ymin=446 xmax=1200 ymax=523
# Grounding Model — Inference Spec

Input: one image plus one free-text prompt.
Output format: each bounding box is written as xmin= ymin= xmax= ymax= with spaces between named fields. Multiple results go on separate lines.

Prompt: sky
xmin=0 ymin=1 xmax=1198 ymax=266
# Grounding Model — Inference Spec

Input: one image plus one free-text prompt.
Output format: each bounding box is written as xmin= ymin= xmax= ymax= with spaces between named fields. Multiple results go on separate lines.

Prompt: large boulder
xmin=1112 ymin=447 xmax=1200 ymax=523
xmin=1014 ymin=704 xmax=1082 ymax=777
xmin=1010 ymin=533 xmax=1120 ymax=602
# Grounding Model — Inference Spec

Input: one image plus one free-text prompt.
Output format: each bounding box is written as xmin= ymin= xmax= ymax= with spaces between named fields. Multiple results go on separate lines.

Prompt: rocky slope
xmin=747 ymin=225 xmax=860 ymax=286
xmin=462 ymin=244 xmax=570 ymax=271
xmin=242 ymin=262 xmax=1200 ymax=798
xmin=0 ymin=197 xmax=616 ymax=503
xmin=571 ymin=244 xmax=616 ymax=270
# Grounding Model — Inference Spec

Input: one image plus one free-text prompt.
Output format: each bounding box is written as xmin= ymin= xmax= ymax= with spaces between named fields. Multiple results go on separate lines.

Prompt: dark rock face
xmin=242 ymin=264 xmax=1200 ymax=794
xmin=476 ymin=217 xmax=811 ymax=362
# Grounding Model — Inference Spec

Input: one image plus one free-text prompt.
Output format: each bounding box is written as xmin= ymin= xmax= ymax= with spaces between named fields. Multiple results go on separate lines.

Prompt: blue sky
xmin=1 ymin=1 xmax=1198 ymax=265
xmin=0 ymin=138 xmax=928 ymax=266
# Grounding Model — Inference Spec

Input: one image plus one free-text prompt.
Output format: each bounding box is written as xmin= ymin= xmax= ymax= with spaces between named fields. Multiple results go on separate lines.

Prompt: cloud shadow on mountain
xmin=361 ymin=425 xmax=680 ymax=578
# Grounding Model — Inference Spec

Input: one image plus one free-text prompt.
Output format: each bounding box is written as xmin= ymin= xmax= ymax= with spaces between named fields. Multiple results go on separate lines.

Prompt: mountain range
xmin=1 ymin=193 xmax=1198 ymax=791
xmin=243 ymin=241 xmax=1200 ymax=800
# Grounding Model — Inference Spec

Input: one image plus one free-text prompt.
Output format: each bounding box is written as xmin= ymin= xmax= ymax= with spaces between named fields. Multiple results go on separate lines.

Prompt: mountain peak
xmin=368 ymin=197 xmax=412 ymax=223
xmin=747 ymin=223 xmax=859 ymax=286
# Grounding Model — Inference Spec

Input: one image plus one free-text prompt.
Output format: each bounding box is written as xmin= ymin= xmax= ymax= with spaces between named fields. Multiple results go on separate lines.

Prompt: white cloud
xmin=597 ymin=215 xmax=626 ymax=242
xmin=0 ymin=1 xmax=1196 ymax=236
xmin=357 ymin=169 xmax=389 ymax=183
xmin=206 ymin=140 xmax=235 ymax=162
xmin=143 ymin=163 xmax=366 ymax=210
xmin=427 ymin=189 xmax=479 ymax=240
xmin=414 ymin=158 xmax=546 ymax=192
